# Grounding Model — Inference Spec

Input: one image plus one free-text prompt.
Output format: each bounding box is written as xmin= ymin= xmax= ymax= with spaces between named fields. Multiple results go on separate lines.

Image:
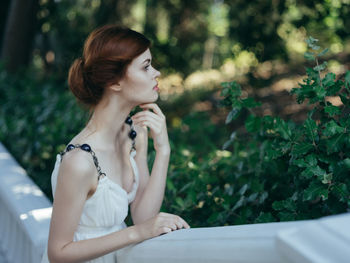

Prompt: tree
xmin=1 ymin=0 xmax=39 ymax=72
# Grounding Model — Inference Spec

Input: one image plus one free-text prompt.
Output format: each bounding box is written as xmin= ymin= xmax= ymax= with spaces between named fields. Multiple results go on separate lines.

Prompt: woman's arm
xmin=47 ymin=151 xmax=142 ymax=263
xmin=130 ymin=103 xmax=171 ymax=225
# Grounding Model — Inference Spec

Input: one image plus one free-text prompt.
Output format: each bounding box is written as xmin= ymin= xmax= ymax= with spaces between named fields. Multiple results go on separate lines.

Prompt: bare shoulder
xmin=58 ymin=149 xmax=97 ymax=188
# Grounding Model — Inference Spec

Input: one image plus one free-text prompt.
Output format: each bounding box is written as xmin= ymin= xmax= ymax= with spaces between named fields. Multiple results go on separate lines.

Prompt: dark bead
xmin=125 ymin=116 xmax=133 ymax=125
xmin=80 ymin=144 xmax=91 ymax=152
xmin=129 ymin=130 xmax=137 ymax=140
xmin=66 ymin=144 xmax=75 ymax=151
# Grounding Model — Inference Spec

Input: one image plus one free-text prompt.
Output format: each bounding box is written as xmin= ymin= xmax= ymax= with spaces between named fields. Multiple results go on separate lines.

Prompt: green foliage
xmin=215 ymin=37 xmax=350 ymax=223
xmin=0 ymin=65 xmax=89 ymax=197
xmin=1 ymin=36 xmax=349 ymax=228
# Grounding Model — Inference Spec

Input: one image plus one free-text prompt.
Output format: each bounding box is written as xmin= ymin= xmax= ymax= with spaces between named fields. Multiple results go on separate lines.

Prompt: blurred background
xmin=0 ymin=0 xmax=349 ymax=227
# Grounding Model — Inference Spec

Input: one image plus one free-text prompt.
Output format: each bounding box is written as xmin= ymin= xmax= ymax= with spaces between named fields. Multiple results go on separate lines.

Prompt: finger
xmin=132 ymin=111 xmax=161 ymax=122
xmin=139 ymin=103 xmax=165 ymax=117
xmin=182 ymin=219 xmax=191 ymax=229
xmin=169 ymin=223 xmax=177 ymax=231
xmin=173 ymin=220 xmax=183 ymax=230
xmin=133 ymin=117 xmax=160 ymax=129
xmin=134 ymin=120 xmax=161 ymax=133
xmin=162 ymin=227 xmax=172 ymax=234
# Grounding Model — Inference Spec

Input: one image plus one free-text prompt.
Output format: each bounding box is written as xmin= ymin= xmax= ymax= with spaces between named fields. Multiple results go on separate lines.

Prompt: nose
xmin=154 ymin=69 xmax=161 ymax=78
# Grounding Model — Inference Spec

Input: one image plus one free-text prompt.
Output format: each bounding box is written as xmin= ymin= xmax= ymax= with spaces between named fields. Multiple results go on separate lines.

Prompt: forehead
xmin=131 ymin=48 xmax=151 ymax=65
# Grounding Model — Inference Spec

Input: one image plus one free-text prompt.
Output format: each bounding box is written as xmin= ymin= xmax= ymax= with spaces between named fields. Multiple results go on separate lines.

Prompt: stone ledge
xmin=0 ymin=142 xmax=52 ymax=263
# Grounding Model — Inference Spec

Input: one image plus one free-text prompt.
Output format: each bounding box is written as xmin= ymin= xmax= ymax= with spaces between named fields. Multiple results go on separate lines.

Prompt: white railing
xmin=0 ymin=142 xmax=52 ymax=263
xmin=0 ymin=141 xmax=349 ymax=263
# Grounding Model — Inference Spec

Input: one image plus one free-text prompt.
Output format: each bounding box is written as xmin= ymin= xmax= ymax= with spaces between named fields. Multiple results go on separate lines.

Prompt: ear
xmin=109 ymin=83 xmax=122 ymax=92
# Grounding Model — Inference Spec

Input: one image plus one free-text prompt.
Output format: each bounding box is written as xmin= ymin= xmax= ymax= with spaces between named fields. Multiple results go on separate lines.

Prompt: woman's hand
xmin=131 ymin=103 xmax=170 ymax=155
xmin=134 ymin=212 xmax=190 ymax=240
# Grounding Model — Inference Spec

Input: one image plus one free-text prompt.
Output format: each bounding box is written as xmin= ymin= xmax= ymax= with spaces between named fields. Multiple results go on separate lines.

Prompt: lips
xmin=153 ymin=84 xmax=159 ymax=90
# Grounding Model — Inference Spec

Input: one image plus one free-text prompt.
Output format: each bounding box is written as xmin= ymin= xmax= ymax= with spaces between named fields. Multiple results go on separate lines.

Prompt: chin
xmin=137 ymin=93 xmax=158 ymax=105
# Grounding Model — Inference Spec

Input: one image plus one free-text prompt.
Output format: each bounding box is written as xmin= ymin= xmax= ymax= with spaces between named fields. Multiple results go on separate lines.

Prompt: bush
xmin=162 ymin=37 xmax=350 ymax=227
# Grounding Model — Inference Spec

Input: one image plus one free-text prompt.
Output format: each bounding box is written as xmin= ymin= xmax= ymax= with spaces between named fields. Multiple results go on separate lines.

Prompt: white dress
xmin=41 ymin=144 xmax=139 ymax=263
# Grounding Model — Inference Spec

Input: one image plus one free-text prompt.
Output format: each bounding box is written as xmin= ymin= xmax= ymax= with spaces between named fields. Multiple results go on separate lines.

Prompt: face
xmin=118 ymin=48 xmax=161 ymax=105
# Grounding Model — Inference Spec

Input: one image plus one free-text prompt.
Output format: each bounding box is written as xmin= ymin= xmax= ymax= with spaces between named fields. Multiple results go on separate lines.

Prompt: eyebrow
xmin=142 ymin=58 xmax=151 ymax=64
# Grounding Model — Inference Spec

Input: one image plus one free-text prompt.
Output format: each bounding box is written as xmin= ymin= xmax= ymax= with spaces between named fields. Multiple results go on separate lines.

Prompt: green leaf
xmin=326 ymin=133 xmax=345 ymax=153
xmin=255 ymin=212 xmax=275 ymax=223
xmin=315 ymin=84 xmax=326 ymax=100
xmin=241 ymin=97 xmax=261 ymax=108
xmin=272 ymin=199 xmax=296 ymax=211
xmin=313 ymin=61 xmax=327 ymax=72
xmin=239 ymin=184 xmax=248 ymax=195
xmin=322 ymin=72 xmax=335 ymax=87
xmin=339 ymin=94 xmax=350 ymax=106
xmin=305 ymin=154 xmax=317 ymax=166
xmin=220 ymin=87 xmax=229 ymax=96
xmin=278 ymin=212 xmax=296 ymax=221
xmin=304 ymin=117 xmax=318 ymax=141
xmin=324 ymin=105 xmax=340 ymax=117
xmin=293 ymin=159 xmax=308 ymax=168
xmin=175 ymin=197 xmax=185 ymax=208
xmin=345 ymin=71 xmax=350 ymax=90
xmin=331 ymin=183 xmax=349 ymax=203
xmin=275 ymin=118 xmax=292 ymax=140
xmin=301 ymin=167 xmax=314 ymax=178
xmin=303 ymin=181 xmax=328 ymax=201
xmin=245 ymin=115 xmax=261 ymax=132
xmin=309 ymin=166 xmax=327 ymax=177
xmin=321 ymin=173 xmax=332 ymax=184
xmin=317 ymin=48 xmax=329 ymax=57
xmin=225 ymin=108 xmax=240 ymax=124
xmin=292 ymin=143 xmax=313 ymax=156
xmin=304 ymin=52 xmax=315 ymax=61
xmin=323 ymin=120 xmax=345 ymax=137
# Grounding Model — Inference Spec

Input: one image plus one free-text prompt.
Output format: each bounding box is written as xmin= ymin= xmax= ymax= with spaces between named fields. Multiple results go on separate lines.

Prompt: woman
xmin=41 ymin=24 xmax=190 ymax=263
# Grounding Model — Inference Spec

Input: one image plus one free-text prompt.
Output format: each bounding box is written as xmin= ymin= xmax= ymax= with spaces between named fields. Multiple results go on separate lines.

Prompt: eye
xmin=144 ymin=64 xmax=150 ymax=71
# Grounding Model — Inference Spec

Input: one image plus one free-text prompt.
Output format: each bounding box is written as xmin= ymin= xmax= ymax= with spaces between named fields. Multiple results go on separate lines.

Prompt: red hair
xmin=68 ymin=25 xmax=151 ymax=108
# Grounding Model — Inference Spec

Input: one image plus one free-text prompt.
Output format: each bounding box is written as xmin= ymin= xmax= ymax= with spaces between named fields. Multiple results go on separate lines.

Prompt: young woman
xmin=41 ymin=25 xmax=190 ymax=263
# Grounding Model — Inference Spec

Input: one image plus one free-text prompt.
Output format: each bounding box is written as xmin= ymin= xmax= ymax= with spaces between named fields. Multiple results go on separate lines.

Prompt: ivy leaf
xmin=303 ymin=181 xmax=329 ymax=201
xmin=324 ymin=105 xmax=340 ymax=117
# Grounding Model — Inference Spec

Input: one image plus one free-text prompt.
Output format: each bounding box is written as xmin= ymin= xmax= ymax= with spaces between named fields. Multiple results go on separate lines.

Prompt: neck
xmin=84 ymin=94 xmax=135 ymax=151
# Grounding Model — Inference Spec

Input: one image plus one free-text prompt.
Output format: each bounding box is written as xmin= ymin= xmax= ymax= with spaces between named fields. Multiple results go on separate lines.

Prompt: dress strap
xmin=59 ymin=143 xmax=106 ymax=180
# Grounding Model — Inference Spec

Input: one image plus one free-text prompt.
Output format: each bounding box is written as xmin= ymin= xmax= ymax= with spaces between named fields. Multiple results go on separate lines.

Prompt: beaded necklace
xmin=59 ymin=115 xmax=137 ymax=180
